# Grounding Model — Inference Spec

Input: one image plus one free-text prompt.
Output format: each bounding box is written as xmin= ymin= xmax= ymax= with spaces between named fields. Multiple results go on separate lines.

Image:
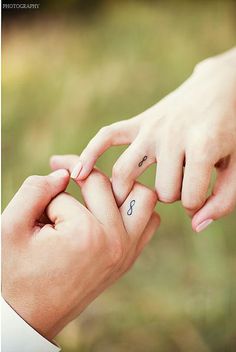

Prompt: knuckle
xmin=98 ymin=125 xmax=113 ymax=137
xmin=112 ymin=162 xmax=127 ymax=179
xmin=23 ymin=175 xmax=50 ymax=193
xmin=145 ymin=188 xmax=158 ymax=205
xmin=182 ymin=196 xmax=203 ymax=212
xmin=23 ymin=175 xmax=42 ymax=186
xmin=187 ymin=133 xmax=217 ymax=164
xmin=68 ymin=220 xmax=103 ymax=251
xmin=217 ymin=198 xmax=235 ymax=216
xmin=107 ymin=238 xmax=125 ymax=267
xmin=70 ymin=217 xmax=85 ymax=234
xmin=88 ymin=169 xmax=109 ymax=185
xmin=158 ymin=192 xmax=179 ymax=204
xmin=157 ymin=186 xmax=179 ymax=203
xmin=188 ymin=146 xmax=209 ymax=164
xmin=82 ymin=169 xmax=111 ymax=190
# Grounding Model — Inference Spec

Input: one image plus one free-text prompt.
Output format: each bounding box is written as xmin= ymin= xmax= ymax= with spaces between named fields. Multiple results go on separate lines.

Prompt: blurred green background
xmin=2 ymin=1 xmax=236 ymax=351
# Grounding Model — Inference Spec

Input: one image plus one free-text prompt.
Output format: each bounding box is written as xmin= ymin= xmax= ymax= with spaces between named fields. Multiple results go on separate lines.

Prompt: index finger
xmin=75 ymin=120 xmax=138 ymax=181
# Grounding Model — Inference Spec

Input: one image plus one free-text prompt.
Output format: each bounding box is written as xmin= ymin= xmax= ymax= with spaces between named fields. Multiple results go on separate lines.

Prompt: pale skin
xmin=71 ymin=47 xmax=236 ymax=232
xmin=2 ymin=158 xmax=159 ymax=342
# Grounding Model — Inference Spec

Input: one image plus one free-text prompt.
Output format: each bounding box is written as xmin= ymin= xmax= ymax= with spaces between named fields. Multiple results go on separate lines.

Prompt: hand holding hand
xmin=2 ymin=162 xmax=159 ymax=341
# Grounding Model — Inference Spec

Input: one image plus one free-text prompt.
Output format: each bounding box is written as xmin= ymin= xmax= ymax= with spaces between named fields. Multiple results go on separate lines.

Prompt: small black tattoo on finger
xmin=138 ymin=155 xmax=148 ymax=167
xmin=127 ymin=199 xmax=136 ymax=216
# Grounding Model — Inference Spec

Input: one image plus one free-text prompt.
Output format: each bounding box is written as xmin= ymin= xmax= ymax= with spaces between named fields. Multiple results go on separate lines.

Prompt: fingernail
xmin=50 ymin=169 xmax=68 ymax=178
xmin=71 ymin=161 xmax=83 ymax=180
xmin=76 ymin=168 xmax=87 ymax=180
xmin=196 ymin=219 xmax=213 ymax=233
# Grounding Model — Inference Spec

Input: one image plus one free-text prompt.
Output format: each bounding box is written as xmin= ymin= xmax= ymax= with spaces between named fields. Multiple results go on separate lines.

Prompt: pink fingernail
xmin=76 ymin=168 xmax=87 ymax=180
xmin=71 ymin=161 xmax=83 ymax=179
xmin=196 ymin=219 xmax=213 ymax=233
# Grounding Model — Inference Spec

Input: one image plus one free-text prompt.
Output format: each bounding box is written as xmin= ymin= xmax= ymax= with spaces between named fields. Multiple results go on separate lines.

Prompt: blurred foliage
xmin=2 ymin=1 xmax=236 ymax=351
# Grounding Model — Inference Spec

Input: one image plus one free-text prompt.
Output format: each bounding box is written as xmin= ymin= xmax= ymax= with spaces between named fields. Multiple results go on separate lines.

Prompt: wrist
xmin=1 ymin=297 xmax=61 ymax=352
xmin=2 ymin=292 xmax=61 ymax=341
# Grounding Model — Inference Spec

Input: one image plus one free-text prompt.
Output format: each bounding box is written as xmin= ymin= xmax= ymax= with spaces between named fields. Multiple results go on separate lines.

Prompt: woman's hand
xmin=2 ymin=161 xmax=159 ymax=341
xmin=72 ymin=47 xmax=236 ymax=232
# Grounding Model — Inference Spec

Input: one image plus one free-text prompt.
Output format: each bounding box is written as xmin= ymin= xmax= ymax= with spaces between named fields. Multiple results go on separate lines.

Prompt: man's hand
xmin=71 ymin=47 xmax=236 ymax=232
xmin=2 ymin=164 xmax=159 ymax=341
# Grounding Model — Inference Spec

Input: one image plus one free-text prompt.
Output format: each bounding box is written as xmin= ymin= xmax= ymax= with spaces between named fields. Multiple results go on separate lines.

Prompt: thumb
xmin=192 ymin=158 xmax=236 ymax=232
xmin=2 ymin=169 xmax=69 ymax=232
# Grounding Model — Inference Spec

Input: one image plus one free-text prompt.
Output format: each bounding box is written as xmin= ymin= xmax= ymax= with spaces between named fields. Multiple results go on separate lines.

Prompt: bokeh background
xmin=2 ymin=1 xmax=236 ymax=351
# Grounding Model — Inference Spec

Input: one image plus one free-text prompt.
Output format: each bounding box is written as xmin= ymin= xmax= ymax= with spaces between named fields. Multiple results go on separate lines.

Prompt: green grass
xmin=2 ymin=1 xmax=236 ymax=351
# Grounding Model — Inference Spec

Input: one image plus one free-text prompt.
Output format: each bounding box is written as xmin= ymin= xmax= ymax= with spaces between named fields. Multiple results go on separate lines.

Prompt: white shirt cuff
xmin=1 ymin=297 xmax=61 ymax=352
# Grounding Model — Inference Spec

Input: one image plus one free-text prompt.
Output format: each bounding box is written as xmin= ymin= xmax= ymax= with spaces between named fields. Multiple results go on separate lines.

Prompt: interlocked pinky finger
xmin=115 ymin=183 xmax=158 ymax=277
xmin=112 ymin=138 xmax=156 ymax=206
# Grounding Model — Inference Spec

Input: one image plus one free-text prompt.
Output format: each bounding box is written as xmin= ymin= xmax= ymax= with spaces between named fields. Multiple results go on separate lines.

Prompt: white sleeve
xmin=1 ymin=297 xmax=61 ymax=352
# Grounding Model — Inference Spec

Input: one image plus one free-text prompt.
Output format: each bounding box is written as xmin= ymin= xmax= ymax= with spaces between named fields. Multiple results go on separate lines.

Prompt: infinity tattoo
xmin=138 ymin=155 xmax=148 ymax=167
xmin=127 ymin=199 xmax=136 ymax=216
